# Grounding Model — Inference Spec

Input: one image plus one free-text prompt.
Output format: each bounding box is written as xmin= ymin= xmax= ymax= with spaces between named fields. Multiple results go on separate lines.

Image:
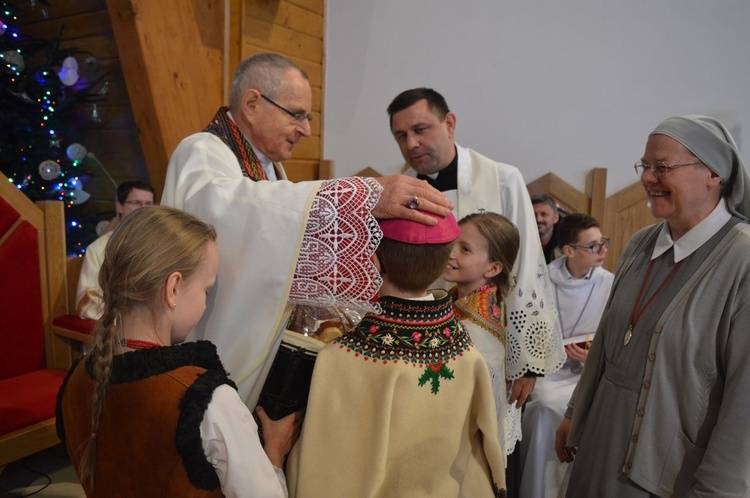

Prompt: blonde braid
xmin=77 ymin=305 xmax=118 ymax=487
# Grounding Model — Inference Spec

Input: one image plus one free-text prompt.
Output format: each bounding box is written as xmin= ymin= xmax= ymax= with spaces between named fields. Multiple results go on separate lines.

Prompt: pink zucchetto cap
xmin=378 ymin=212 xmax=460 ymax=244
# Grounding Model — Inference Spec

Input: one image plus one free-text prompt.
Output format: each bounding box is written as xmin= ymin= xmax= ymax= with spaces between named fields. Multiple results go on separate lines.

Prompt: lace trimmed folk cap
xmin=650 ymin=114 xmax=750 ymax=221
xmin=379 ymin=211 xmax=460 ymax=244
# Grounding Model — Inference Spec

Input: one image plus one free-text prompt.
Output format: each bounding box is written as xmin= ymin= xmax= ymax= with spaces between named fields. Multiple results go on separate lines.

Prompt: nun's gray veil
xmin=650 ymin=115 xmax=750 ymax=221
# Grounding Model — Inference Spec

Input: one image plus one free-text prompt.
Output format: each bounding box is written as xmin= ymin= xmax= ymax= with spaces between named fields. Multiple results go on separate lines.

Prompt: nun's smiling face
xmin=640 ymin=134 xmax=722 ymax=240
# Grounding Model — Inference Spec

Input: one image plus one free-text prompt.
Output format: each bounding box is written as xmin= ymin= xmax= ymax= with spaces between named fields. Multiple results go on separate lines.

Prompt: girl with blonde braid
xmin=57 ymin=206 xmax=299 ymax=497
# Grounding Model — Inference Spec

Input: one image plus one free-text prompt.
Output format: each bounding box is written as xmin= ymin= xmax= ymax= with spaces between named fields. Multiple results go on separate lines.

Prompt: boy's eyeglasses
xmin=568 ymin=237 xmax=610 ymax=254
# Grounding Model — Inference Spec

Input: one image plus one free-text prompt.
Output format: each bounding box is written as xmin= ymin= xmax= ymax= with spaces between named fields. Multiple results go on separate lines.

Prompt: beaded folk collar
xmin=335 ymin=292 xmax=472 ymax=394
xmin=451 ymin=284 xmax=506 ymax=346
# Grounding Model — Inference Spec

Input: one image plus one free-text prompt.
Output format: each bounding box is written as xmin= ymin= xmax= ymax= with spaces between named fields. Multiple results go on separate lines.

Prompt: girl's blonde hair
xmin=78 ymin=206 xmax=216 ymax=487
xmin=458 ymin=212 xmax=520 ymax=300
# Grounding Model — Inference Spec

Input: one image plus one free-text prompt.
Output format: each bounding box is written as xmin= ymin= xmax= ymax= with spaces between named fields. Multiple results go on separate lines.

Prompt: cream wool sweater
xmin=287 ymin=291 xmax=506 ymax=497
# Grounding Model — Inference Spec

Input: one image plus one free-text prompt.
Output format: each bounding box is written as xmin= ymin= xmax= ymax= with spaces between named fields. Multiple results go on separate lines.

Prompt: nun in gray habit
xmin=556 ymin=115 xmax=750 ymax=498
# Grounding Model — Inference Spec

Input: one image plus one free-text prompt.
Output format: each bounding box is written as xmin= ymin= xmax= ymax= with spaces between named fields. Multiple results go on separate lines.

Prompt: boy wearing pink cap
xmin=287 ymin=213 xmax=506 ymax=497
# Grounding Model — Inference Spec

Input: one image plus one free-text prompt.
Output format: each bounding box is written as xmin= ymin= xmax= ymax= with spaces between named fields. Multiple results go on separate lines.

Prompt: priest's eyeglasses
xmin=569 ymin=237 xmax=611 ymax=254
xmin=260 ymin=94 xmax=313 ymax=123
xmin=633 ymin=161 xmax=702 ymax=178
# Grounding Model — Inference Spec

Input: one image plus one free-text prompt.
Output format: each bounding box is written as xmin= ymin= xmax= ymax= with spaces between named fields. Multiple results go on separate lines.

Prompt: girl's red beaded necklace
xmin=116 ymin=338 xmax=163 ymax=350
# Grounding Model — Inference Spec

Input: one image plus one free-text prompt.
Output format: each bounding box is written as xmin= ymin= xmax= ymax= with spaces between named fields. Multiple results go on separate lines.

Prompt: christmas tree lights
xmin=0 ymin=0 xmax=109 ymax=255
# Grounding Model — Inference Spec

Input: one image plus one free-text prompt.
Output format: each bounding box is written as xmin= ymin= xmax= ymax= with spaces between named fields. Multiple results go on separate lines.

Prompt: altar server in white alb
xmin=520 ymin=213 xmax=613 ymax=498
xmin=162 ymin=53 xmax=453 ymax=407
xmin=387 ymin=88 xmax=565 ymax=473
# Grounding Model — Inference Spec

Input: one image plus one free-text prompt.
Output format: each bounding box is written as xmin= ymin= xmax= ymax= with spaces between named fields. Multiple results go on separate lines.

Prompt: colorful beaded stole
xmin=204 ymin=106 xmax=267 ymax=181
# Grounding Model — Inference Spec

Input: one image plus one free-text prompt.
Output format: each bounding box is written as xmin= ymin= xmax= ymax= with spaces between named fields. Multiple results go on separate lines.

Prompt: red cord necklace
xmin=116 ymin=338 xmax=164 ymax=350
xmin=623 ymin=259 xmax=684 ymax=346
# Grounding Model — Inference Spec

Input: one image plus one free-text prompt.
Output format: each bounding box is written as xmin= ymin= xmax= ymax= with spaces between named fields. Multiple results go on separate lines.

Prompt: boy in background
xmin=520 ymin=213 xmax=614 ymax=498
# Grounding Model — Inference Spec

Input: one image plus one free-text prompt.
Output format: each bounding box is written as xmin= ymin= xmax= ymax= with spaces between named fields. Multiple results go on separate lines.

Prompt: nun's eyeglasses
xmin=634 ymin=161 xmax=702 ymax=178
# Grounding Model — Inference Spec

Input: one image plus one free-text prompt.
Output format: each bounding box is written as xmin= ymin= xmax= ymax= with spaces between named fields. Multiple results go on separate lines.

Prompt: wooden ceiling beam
xmin=105 ymin=0 xmax=225 ymax=199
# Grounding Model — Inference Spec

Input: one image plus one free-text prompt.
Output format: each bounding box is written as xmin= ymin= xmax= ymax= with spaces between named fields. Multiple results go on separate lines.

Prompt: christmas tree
xmin=0 ymin=0 xmax=109 ymax=255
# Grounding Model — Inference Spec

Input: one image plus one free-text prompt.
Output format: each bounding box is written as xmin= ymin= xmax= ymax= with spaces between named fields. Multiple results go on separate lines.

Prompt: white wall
xmin=324 ymin=1 xmax=750 ymax=196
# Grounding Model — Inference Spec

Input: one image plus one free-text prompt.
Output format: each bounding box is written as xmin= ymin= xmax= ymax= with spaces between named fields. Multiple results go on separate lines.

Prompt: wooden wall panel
xmin=106 ymin=0 xmax=225 ymax=199
xmin=243 ymin=19 xmax=323 ymax=61
xmin=22 ymin=0 xmax=105 ymax=20
xmin=53 ymin=0 xmax=328 ymax=200
xmin=286 ymin=0 xmax=323 ymax=14
xmin=284 ymin=160 xmax=318 ymax=182
xmin=602 ymin=182 xmax=657 ymax=273
xmin=104 ymin=0 xmax=328 ymax=192
xmin=588 ymin=168 xmax=608 ymax=225
xmin=527 ymin=172 xmax=590 ymax=214
xmin=20 ymin=10 xmax=112 ymax=40
xmin=248 ymin=0 xmax=324 ymax=37
xmin=241 ymin=0 xmax=325 ymax=181
xmin=240 ymin=44 xmax=323 ymax=88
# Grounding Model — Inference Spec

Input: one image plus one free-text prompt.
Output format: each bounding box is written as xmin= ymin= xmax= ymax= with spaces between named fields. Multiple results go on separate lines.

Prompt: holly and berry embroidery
xmin=418 ymin=361 xmax=455 ymax=394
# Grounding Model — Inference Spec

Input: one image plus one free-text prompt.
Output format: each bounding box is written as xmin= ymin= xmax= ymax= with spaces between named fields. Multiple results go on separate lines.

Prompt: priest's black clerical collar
xmin=416 ymin=147 xmax=458 ymax=192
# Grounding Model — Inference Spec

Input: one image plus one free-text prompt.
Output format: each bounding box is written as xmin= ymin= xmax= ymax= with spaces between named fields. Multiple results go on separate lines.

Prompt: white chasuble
xmin=163 ymin=132 xmax=382 ymax=406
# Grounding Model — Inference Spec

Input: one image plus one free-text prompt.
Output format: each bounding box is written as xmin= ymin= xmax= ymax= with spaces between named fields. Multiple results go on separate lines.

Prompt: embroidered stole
xmin=204 ymin=106 xmax=267 ymax=181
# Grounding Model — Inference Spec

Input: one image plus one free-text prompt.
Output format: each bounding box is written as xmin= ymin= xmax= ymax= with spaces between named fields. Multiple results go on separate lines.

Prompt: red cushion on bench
xmin=0 ymin=368 xmax=68 ymax=436
xmin=53 ymin=314 xmax=97 ymax=336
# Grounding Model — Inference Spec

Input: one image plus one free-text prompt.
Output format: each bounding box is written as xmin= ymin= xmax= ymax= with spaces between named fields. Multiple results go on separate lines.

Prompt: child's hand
xmin=508 ymin=377 xmax=536 ymax=409
xmin=256 ymin=406 xmax=303 ymax=468
xmin=565 ymin=341 xmax=590 ymax=363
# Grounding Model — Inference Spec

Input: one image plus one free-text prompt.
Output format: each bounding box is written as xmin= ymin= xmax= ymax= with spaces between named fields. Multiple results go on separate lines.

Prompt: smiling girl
xmin=444 ymin=212 xmax=520 ymax=462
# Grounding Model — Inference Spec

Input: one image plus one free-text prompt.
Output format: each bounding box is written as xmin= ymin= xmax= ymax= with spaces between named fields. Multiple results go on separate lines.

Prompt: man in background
xmin=76 ymin=180 xmax=155 ymax=319
xmin=521 ymin=213 xmax=613 ymax=498
xmin=532 ymin=194 xmax=561 ymax=264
